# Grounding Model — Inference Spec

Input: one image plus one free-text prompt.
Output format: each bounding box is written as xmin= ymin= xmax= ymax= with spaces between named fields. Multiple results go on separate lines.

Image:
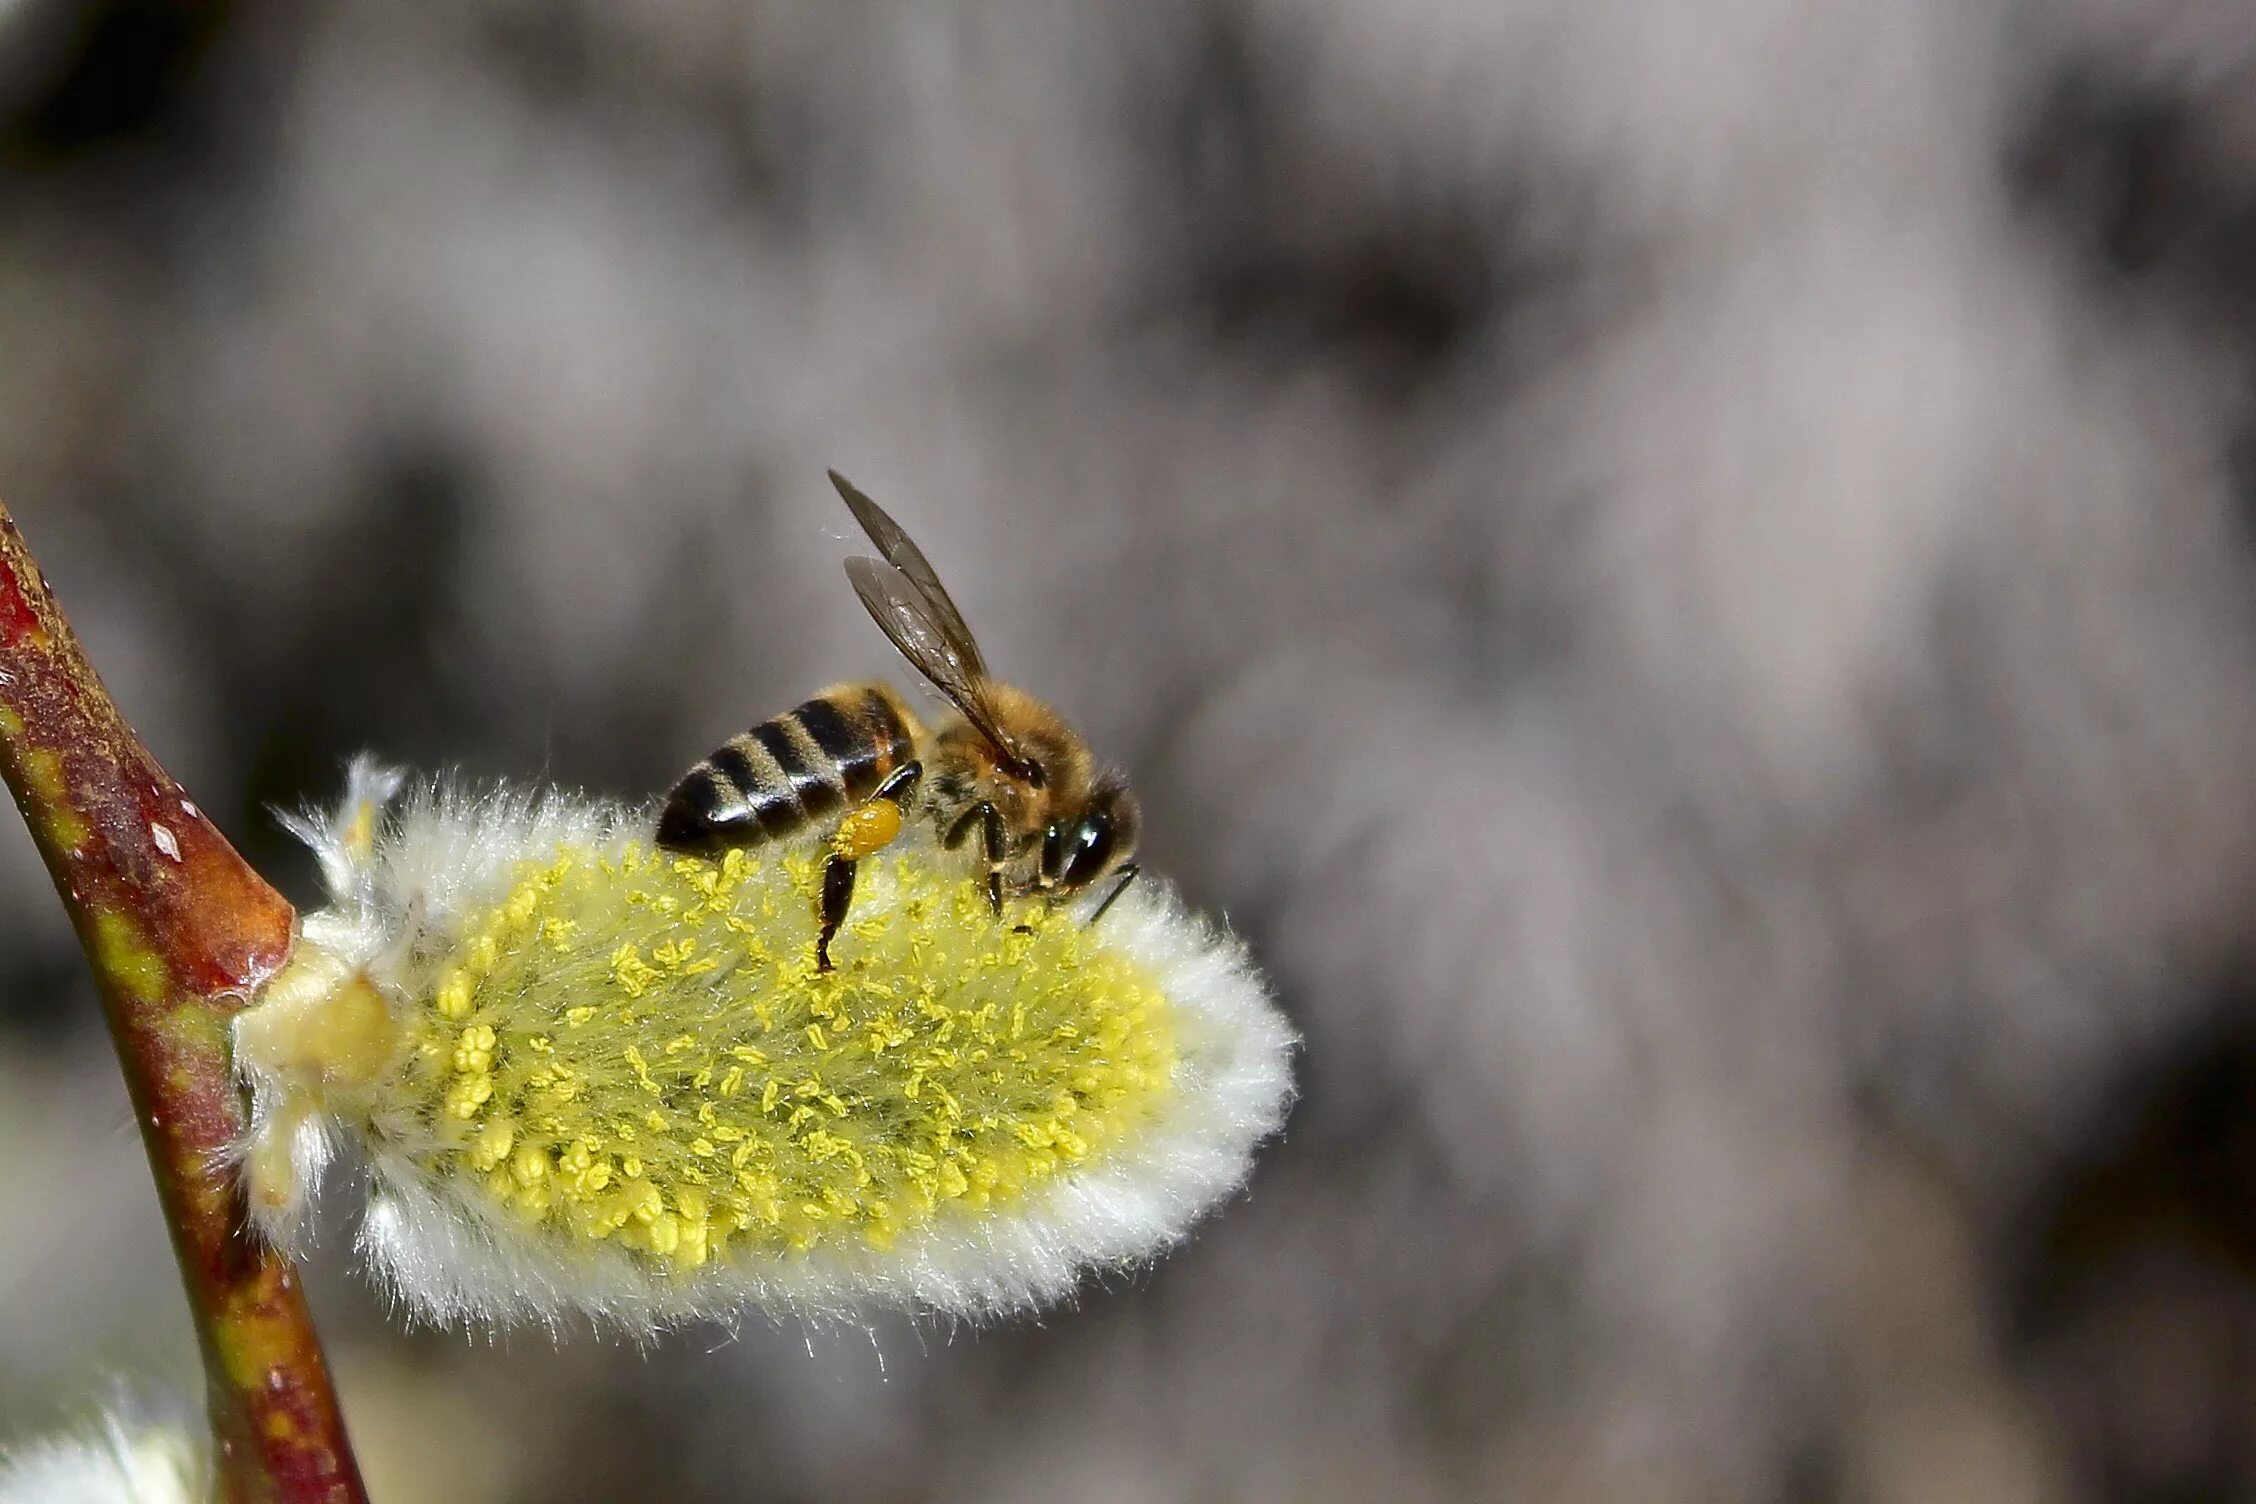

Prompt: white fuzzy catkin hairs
xmin=230 ymin=759 xmax=1296 ymax=1332
xmin=0 ymin=1404 xmax=206 ymax=1504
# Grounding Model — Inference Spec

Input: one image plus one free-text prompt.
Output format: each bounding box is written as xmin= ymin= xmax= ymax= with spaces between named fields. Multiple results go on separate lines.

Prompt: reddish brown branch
xmin=0 ymin=504 xmax=364 ymax=1503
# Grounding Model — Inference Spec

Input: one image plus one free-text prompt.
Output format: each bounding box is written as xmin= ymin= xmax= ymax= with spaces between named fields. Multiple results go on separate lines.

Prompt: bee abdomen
xmin=656 ymin=684 xmax=916 ymax=853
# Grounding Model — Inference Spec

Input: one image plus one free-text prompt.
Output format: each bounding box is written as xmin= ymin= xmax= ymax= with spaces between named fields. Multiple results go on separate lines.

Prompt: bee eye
xmin=1022 ymin=758 xmax=1047 ymax=790
xmin=1041 ymin=822 xmax=1068 ymax=881
xmin=1058 ymin=814 xmax=1116 ymax=890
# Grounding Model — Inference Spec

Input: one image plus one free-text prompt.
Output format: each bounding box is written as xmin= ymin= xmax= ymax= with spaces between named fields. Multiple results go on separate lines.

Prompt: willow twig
xmin=0 ymin=503 xmax=364 ymax=1503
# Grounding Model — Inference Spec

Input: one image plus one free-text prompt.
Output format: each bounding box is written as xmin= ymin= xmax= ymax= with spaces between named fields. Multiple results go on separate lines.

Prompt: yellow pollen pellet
xmin=830 ymin=800 xmax=902 ymax=861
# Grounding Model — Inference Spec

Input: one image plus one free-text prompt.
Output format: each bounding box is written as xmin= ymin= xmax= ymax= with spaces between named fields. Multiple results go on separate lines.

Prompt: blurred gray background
xmin=4 ymin=2 xmax=2256 ymax=1500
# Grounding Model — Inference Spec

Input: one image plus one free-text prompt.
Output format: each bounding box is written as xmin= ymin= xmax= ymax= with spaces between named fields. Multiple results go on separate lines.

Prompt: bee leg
xmin=941 ymin=801 xmax=1011 ymax=915
xmin=816 ymin=858 xmax=857 ymax=973
xmin=942 ymin=805 xmax=984 ymax=850
xmin=1088 ymin=863 xmax=1141 ymax=927
xmin=815 ymin=761 xmax=923 ymax=972
xmin=978 ymin=802 xmax=1009 ymax=917
xmin=868 ymin=760 xmax=924 ymax=810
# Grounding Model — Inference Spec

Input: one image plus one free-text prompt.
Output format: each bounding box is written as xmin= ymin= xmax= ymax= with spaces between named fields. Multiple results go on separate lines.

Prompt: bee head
xmin=1041 ymin=777 xmax=1140 ymax=893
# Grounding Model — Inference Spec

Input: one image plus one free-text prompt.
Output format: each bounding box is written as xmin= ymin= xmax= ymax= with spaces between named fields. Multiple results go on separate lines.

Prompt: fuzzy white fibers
xmin=0 ymin=1406 xmax=206 ymax=1504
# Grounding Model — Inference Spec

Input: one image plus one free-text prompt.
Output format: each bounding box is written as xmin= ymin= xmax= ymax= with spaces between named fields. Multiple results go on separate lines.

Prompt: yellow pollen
xmin=364 ymin=838 xmax=1175 ymax=1279
xmin=830 ymin=800 xmax=903 ymax=861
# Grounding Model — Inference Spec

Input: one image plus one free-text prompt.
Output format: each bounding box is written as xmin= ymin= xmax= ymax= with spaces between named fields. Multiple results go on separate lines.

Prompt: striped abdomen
xmin=656 ymin=682 xmax=918 ymax=853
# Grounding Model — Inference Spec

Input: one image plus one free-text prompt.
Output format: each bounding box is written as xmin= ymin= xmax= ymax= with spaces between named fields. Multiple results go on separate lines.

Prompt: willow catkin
xmin=231 ymin=759 xmax=1295 ymax=1332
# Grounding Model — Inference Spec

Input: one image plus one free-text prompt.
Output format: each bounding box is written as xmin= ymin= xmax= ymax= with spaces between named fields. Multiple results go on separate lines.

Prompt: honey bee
xmin=657 ymin=471 xmax=1141 ymax=970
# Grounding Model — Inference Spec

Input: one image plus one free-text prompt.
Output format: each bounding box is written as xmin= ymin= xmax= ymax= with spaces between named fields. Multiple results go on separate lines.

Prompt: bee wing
xmin=828 ymin=469 xmax=988 ymax=679
xmin=844 ymin=555 xmax=1028 ymax=766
